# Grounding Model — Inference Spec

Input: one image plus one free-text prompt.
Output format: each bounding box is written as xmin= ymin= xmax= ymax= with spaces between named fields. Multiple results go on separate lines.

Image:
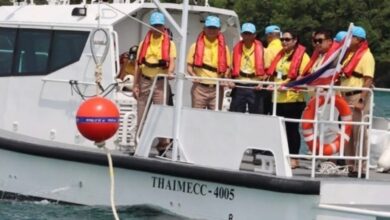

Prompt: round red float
xmin=76 ymin=97 xmax=120 ymax=142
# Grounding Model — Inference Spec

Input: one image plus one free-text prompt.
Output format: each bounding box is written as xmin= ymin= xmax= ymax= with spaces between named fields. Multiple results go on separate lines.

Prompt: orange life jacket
xmin=232 ymin=40 xmax=265 ymax=77
xmin=342 ymin=41 xmax=369 ymax=77
xmin=303 ymin=41 xmax=342 ymax=75
xmin=266 ymin=44 xmax=306 ymax=79
xmin=138 ymin=29 xmax=171 ymax=68
xmin=193 ymin=31 xmax=227 ymax=74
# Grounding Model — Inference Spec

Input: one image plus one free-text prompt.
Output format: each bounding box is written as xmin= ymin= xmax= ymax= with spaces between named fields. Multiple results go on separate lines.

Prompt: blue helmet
xmin=241 ymin=23 xmax=256 ymax=34
xmin=205 ymin=16 xmax=221 ymax=28
xmin=352 ymin=26 xmax=366 ymax=39
xmin=265 ymin=25 xmax=281 ymax=34
xmin=334 ymin=31 xmax=347 ymax=42
xmin=149 ymin=12 xmax=165 ymax=26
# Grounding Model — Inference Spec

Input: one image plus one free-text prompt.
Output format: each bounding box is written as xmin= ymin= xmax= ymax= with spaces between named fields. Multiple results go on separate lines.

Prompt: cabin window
xmin=13 ymin=29 xmax=51 ymax=75
xmin=0 ymin=28 xmax=17 ymax=76
xmin=49 ymin=31 xmax=89 ymax=72
xmin=0 ymin=27 xmax=89 ymax=77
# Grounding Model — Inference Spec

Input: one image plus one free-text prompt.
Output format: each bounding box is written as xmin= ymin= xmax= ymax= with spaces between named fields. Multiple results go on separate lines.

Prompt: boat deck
xmin=239 ymin=153 xmax=390 ymax=181
xmin=150 ymin=147 xmax=390 ymax=181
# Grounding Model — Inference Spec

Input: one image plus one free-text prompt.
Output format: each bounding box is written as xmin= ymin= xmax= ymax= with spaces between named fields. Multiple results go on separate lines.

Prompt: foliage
xmin=207 ymin=0 xmax=390 ymax=87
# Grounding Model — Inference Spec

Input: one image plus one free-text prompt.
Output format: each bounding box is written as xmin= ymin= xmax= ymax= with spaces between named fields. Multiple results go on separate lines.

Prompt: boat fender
xmin=377 ymin=143 xmax=390 ymax=172
xmin=301 ymin=95 xmax=352 ymax=155
xmin=76 ymin=97 xmax=120 ymax=143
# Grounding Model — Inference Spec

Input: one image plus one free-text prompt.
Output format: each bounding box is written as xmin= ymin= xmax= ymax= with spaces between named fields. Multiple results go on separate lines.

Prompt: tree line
xmin=1 ymin=0 xmax=389 ymax=87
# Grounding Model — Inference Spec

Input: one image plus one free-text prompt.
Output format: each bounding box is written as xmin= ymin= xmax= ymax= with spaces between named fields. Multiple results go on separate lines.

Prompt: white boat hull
xmin=0 ymin=142 xmax=321 ymax=220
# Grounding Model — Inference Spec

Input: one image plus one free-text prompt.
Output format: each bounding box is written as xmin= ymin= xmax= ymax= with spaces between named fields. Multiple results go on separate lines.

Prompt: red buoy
xmin=76 ymin=97 xmax=120 ymax=142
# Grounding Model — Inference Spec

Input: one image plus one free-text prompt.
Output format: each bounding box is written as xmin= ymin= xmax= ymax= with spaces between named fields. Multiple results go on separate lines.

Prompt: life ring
xmin=301 ymin=95 xmax=352 ymax=155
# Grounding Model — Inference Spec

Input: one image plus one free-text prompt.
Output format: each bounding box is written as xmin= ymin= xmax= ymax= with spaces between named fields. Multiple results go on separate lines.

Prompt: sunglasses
xmin=281 ymin=37 xmax=293 ymax=42
xmin=313 ymin=38 xmax=326 ymax=44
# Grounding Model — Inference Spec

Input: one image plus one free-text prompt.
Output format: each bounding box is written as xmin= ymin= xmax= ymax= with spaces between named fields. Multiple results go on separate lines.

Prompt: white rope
xmin=96 ymin=142 xmax=120 ymax=220
xmin=317 ymin=161 xmax=349 ymax=175
xmin=89 ymin=26 xmax=110 ymax=95
xmin=105 ymin=147 xmax=120 ymax=220
xmin=92 ymin=2 xmax=119 ymax=219
xmin=95 ymin=64 xmax=103 ymax=95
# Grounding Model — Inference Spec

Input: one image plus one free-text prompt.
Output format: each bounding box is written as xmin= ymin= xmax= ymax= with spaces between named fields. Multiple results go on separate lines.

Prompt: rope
xmin=95 ymin=64 xmax=104 ymax=95
xmin=317 ymin=161 xmax=350 ymax=175
xmin=89 ymin=27 xmax=110 ymax=96
xmin=93 ymin=2 xmax=119 ymax=218
xmin=96 ymin=142 xmax=120 ymax=220
xmin=105 ymin=147 xmax=120 ymax=220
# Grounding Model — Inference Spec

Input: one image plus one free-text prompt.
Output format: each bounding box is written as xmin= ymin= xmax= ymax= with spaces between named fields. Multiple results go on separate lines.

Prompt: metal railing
xmin=131 ymin=74 xmax=382 ymax=179
xmin=135 ymin=74 xmax=170 ymax=143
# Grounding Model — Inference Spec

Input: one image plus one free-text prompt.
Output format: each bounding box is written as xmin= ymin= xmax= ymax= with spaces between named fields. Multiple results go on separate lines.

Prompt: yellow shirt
xmin=264 ymin=39 xmax=282 ymax=69
xmin=340 ymin=49 xmax=375 ymax=88
xmin=237 ymin=44 xmax=258 ymax=82
xmin=187 ymin=37 xmax=231 ymax=84
xmin=274 ymin=51 xmax=310 ymax=103
xmin=137 ymin=35 xmax=177 ymax=78
xmin=310 ymin=54 xmax=325 ymax=73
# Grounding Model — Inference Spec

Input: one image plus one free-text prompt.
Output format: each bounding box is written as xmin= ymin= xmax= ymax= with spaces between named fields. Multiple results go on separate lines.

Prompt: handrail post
xmin=170 ymin=0 xmax=189 ymax=161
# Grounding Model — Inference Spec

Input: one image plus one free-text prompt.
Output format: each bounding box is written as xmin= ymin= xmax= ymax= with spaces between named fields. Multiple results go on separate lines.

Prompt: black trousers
xmin=276 ymin=102 xmax=306 ymax=154
xmin=229 ymin=87 xmax=264 ymax=114
xmin=260 ymin=90 xmax=273 ymax=115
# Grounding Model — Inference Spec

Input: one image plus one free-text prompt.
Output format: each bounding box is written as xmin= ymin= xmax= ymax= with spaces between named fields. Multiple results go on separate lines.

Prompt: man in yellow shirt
xmin=187 ymin=15 xmax=231 ymax=110
xmin=261 ymin=25 xmax=283 ymax=115
xmin=264 ymin=25 xmax=282 ymax=70
xmin=339 ymin=26 xmax=375 ymax=177
xmin=229 ymin=22 xmax=265 ymax=113
xmin=133 ymin=12 xmax=177 ymax=155
xmin=304 ymin=29 xmax=334 ymax=75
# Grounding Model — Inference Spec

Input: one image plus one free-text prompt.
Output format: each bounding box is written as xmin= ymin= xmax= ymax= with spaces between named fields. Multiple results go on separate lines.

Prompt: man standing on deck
xmin=339 ymin=26 xmax=375 ymax=177
xmin=264 ymin=25 xmax=283 ymax=70
xmin=187 ymin=15 xmax=231 ymax=110
xmin=303 ymin=29 xmax=336 ymax=75
xmin=229 ymin=22 xmax=265 ymax=113
xmin=260 ymin=25 xmax=283 ymax=115
xmin=133 ymin=12 xmax=177 ymax=155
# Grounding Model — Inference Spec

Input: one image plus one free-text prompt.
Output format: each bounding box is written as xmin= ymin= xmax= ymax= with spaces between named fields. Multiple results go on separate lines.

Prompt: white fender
xmin=377 ymin=143 xmax=390 ymax=172
xmin=123 ymin=75 xmax=134 ymax=91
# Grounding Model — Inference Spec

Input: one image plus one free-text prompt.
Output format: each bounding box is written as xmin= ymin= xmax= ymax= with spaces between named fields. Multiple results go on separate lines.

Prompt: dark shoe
xmin=348 ymin=171 xmax=366 ymax=178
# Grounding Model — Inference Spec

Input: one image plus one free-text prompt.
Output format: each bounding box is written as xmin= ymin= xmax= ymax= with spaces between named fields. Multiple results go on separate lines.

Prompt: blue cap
xmin=265 ymin=25 xmax=281 ymax=34
xmin=352 ymin=26 xmax=366 ymax=39
xmin=149 ymin=12 xmax=165 ymax=26
xmin=334 ymin=31 xmax=347 ymax=42
xmin=205 ymin=16 xmax=221 ymax=28
xmin=241 ymin=23 xmax=256 ymax=34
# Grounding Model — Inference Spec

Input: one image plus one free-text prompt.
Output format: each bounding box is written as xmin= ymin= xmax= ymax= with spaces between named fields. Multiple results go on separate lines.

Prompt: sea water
xmin=0 ymin=200 xmax=190 ymax=220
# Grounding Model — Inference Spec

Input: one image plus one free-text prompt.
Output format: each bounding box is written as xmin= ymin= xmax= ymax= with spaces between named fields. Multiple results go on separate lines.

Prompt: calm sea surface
xmin=0 ymin=200 xmax=190 ymax=220
xmin=1 ymin=91 xmax=389 ymax=220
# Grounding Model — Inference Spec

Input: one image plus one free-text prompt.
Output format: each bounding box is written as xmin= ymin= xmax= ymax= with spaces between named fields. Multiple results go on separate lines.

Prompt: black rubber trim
xmin=0 ymin=135 xmax=320 ymax=195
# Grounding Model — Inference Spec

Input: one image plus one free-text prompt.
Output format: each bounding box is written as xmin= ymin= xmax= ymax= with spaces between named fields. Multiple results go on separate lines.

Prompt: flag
xmin=285 ymin=48 xmax=341 ymax=87
xmin=285 ymin=26 xmax=353 ymax=88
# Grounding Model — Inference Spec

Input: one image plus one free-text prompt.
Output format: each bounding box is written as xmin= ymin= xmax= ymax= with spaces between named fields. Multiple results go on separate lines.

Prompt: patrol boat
xmin=0 ymin=0 xmax=390 ymax=219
